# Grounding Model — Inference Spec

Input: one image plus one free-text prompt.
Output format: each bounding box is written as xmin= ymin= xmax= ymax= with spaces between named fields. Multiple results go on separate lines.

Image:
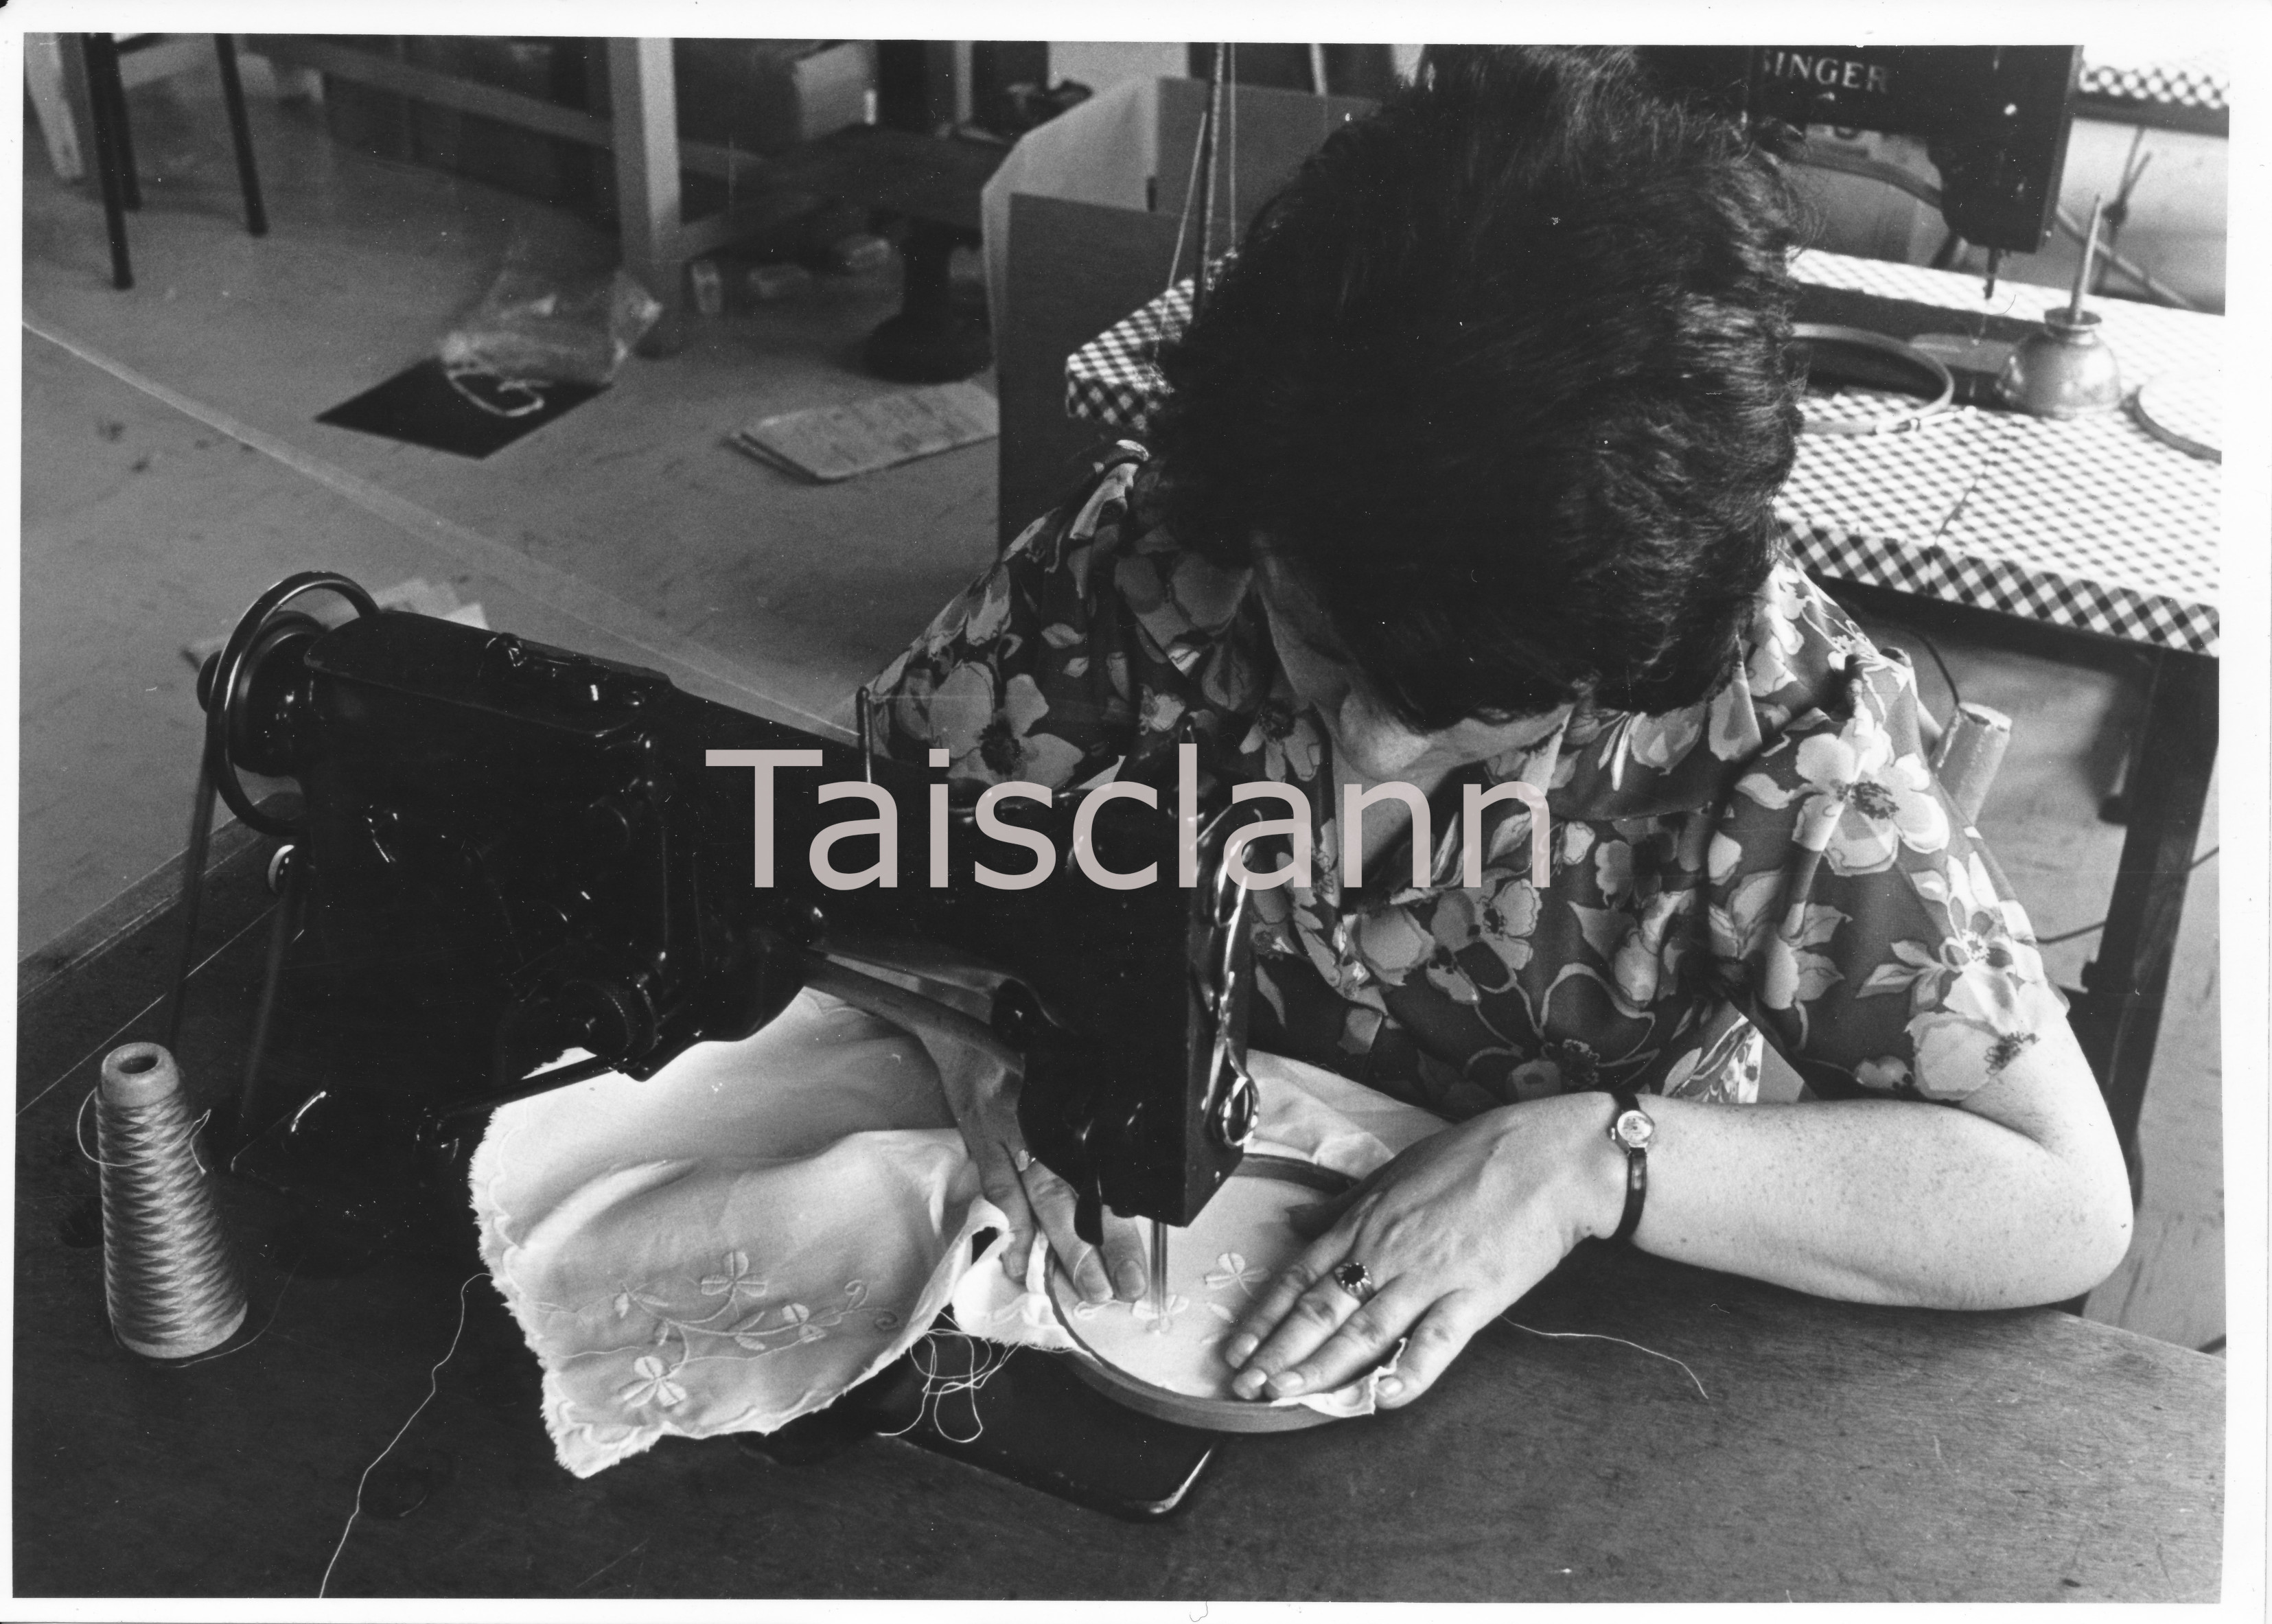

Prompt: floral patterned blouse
xmin=863 ymin=445 xmax=2065 ymax=1120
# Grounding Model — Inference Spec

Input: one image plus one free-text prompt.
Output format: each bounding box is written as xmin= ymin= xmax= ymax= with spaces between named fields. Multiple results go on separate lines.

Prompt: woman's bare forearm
xmin=1612 ymin=1023 xmax=2133 ymax=1308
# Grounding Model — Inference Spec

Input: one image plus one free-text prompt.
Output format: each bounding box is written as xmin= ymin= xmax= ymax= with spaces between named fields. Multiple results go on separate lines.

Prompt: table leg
xmin=213 ymin=34 xmax=268 ymax=237
xmin=2095 ymin=646 xmax=2162 ymax=825
xmin=88 ymin=34 xmax=141 ymax=211
xmin=2072 ymin=647 xmax=2217 ymax=1204
xmin=861 ymin=220 xmax=992 ymax=383
xmin=78 ymin=35 xmax=134 ymax=290
xmin=605 ymin=37 xmax=684 ymax=355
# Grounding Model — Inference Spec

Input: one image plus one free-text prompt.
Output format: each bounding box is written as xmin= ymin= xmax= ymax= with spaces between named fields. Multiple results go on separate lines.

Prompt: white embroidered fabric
xmin=472 ymin=990 xmax=1447 ymax=1476
xmin=945 ymin=1041 xmax=1448 ymax=1418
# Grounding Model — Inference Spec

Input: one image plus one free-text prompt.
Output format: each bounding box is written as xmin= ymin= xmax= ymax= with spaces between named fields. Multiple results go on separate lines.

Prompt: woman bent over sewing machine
xmin=863 ymin=47 xmax=2131 ymax=1409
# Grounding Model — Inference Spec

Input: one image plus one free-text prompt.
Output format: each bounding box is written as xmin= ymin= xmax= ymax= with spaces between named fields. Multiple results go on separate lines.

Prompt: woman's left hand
xmin=1222 ymin=1091 xmax=1625 ymax=1408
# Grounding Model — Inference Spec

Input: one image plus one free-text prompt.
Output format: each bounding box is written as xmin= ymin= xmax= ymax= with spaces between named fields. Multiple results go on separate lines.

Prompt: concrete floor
xmin=18 ymin=63 xmax=2223 ymax=1349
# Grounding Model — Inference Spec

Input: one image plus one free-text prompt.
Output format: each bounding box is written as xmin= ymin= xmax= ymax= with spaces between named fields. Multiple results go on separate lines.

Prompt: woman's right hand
xmin=909 ymin=1024 xmax=1152 ymax=1306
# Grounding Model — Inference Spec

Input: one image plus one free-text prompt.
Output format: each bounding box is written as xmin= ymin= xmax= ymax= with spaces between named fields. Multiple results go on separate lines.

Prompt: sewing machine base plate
xmin=743 ymin=1332 xmax=1220 ymax=1520
xmin=227 ymin=1085 xmax=478 ymax=1272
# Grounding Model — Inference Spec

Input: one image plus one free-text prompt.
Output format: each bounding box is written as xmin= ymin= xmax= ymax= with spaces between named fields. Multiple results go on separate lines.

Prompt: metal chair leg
xmin=213 ymin=34 xmax=267 ymax=236
xmin=80 ymin=35 xmax=134 ymax=289
xmin=87 ymin=34 xmax=141 ymax=211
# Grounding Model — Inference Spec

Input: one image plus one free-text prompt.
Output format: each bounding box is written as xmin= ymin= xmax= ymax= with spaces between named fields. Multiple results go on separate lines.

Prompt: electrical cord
xmin=1910 ymin=627 xmax=1964 ymax=715
xmin=159 ymin=739 xmax=222 ymax=1056
xmin=1794 ymin=323 xmax=1956 ymax=437
xmin=234 ymin=852 xmax=307 ymax=1142
xmin=2035 ymin=846 xmax=2221 ymax=944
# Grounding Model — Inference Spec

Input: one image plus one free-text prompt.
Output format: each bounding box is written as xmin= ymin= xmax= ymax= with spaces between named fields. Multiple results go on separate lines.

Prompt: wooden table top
xmin=13 ymin=842 xmax=2224 ymax=1602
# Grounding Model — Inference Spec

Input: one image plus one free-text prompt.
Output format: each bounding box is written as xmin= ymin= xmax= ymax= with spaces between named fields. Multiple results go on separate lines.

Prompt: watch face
xmin=1613 ymin=1108 xmax=1656 ymax=1150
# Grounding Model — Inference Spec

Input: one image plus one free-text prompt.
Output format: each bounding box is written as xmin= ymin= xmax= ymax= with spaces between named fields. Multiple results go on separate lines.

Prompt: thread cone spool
xmin=97 ymin=1043 xmax=248 ymax=1359
xmin=1929 ymin=703 xmax=2013 ymax=828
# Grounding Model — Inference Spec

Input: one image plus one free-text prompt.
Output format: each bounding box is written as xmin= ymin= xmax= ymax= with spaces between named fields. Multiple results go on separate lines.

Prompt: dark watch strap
xmin=1603 ymin=1087 xmax=1648 ymax=1244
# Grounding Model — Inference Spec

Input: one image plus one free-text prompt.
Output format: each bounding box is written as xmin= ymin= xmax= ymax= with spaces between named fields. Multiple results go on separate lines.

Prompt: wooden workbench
xmin=12 ymin=825 xmax=2223 ymax=1601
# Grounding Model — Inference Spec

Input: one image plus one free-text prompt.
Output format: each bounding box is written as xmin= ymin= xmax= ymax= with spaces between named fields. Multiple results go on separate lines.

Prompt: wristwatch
xmin=1601 ymin=1088 xmax=1654 ymax=1244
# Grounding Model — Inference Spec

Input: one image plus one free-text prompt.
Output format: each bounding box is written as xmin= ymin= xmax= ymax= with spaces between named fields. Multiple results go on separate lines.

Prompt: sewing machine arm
xmin=200 ymin=589 xmax=1259 ymax=1236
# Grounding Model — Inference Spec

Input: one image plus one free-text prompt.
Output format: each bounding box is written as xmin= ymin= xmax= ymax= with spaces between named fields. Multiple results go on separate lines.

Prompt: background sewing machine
xmin=1637 ymin=45 xmax=2086 ymax=402
xmin=1638 ymin=46 xmax=2079 ymax=272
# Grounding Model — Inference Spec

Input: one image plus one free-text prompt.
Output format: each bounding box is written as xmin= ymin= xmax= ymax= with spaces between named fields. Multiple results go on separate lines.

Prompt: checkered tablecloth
xmin=2080 ymin=55 xmax=2228 ymax=114
xmin=1065 ymin=248 xmax=2222 ymax=656
xmin=1065 ymin=280 xmax=1192 ymax=431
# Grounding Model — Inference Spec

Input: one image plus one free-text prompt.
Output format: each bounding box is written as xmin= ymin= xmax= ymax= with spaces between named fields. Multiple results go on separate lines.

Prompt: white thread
xmin=1162 ymin=73 xmax=1214 ymax=301
xmin=879 ymin=1327 xmax=1013 ymax=1445
xmin=318 ymin=1273 xmax=483 ymax=1598
xmin=575 ymin=1536 xmax=651 ymax=1591
xmin=77 ymin=1089 xmax=211 ymax=1170
xmin=1500 ymin=1316 xmax=1711 ymax=1402
xmin=875 ymin=1325 xmax=1017 ymax=1446
xmin=441 ymin=360 xmax=548 ymax=419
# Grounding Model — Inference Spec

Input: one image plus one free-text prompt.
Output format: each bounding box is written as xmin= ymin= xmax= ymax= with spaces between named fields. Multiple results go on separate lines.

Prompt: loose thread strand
xmin=874 ymin=1325 xmax=1015 ymax=1446
xmin=1500 ymin=1316 xmax=1711 ymax=1402
xmin=317 ymin=1272 xmax=483 ymax=1599
xmin=77 ymin=1088 xmax=210 ymax=1170
xmin=1161 ymin=61 xmax=1214 ymax=302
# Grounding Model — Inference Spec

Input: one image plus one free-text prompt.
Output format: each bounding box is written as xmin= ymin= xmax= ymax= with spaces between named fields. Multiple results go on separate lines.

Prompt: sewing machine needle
xmin=1147 ymin=1218 xmax=1169 ymax=1318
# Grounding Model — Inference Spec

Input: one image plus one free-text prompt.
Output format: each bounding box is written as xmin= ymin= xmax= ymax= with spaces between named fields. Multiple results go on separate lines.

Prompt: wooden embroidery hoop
xmin=1048 ymin=1156 xmax=1362 ymax=1435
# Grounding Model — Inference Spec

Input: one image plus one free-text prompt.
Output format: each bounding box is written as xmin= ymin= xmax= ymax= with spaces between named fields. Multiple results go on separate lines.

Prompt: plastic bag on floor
xmin=439 ymin=257 xmax=663 ymax=391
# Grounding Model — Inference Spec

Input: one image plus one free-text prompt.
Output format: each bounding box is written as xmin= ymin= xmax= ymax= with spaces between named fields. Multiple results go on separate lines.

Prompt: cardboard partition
xmin=988 ymin=77 xmax=1373 ymax=543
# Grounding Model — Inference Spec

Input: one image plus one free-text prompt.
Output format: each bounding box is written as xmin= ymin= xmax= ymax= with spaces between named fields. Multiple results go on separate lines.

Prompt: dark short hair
xmin=1148 ymin=46 xmax=1802 ymax=728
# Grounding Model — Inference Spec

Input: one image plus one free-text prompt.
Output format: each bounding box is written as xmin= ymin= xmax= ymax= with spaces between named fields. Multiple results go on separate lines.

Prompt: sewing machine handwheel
xmin=202 ymin=571 xmax=382 ymax=838
xmin=199 ymin=611 xmax=323 ymax=778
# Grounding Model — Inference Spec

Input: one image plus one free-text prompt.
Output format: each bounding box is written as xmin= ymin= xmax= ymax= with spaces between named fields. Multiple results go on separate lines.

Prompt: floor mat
xmin=316 ymin=358 xmax=600 ymax=457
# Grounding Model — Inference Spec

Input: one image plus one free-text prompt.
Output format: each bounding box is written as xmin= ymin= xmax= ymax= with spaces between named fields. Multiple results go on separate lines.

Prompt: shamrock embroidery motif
xmin=1203 ymin=1253 xmax=1266 ymax=1295
xmin=616 ymin=1354 xmax=686 ymax=1411
xmin=1132 ymin=1293 xmax=1191 ymax=1336
xmin=697 ymin=1249 xmax=767 ymax=1302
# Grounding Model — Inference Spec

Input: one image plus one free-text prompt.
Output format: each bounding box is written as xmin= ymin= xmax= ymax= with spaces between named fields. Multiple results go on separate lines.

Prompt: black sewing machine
xmin=1638 ymin=45 xmax=2085 ymax=408
xmin=179 ymin=572 xmax=1274 ymax=1513
xmin=192 ymin=574 xmax=1262 ymax=1262
xmin=1639 ymin=45 xmax=2081 ymax=262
